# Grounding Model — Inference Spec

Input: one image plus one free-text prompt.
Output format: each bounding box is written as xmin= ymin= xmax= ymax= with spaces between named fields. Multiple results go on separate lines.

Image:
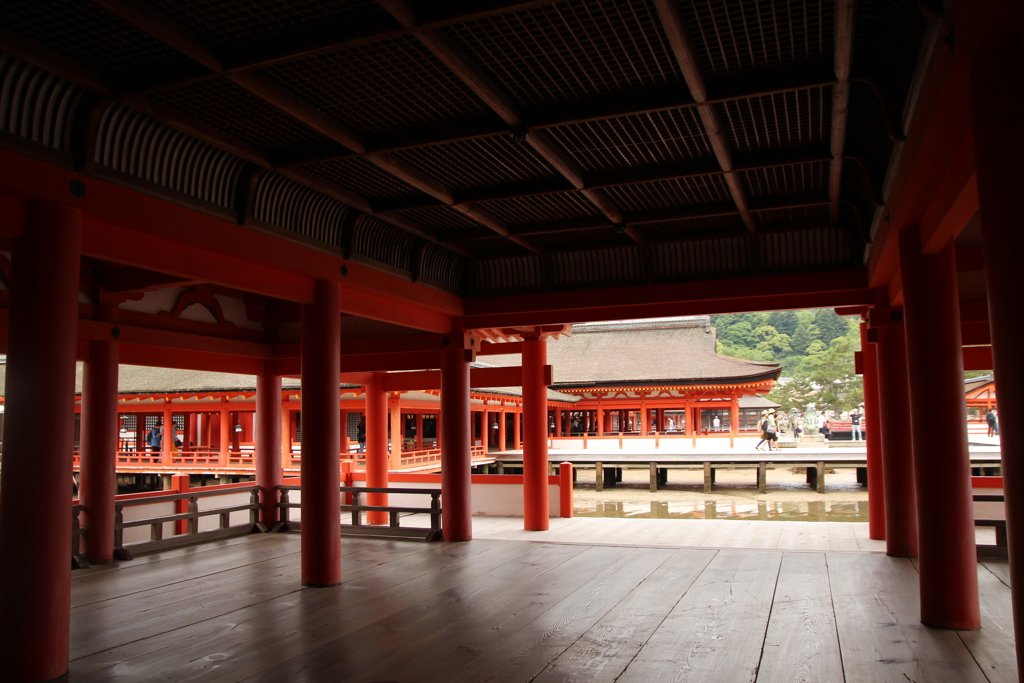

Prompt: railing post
xmin=278 ymin=487 xmax=290 ymax=527
xmin=430 ymin=492 xmax=442 ymax=537
xmin=351 ymin=490 xmax=362 ymax=526
xmin=559 ymin=463 xmax=574 ymax=518
xmin=187 ymin=496 xmax=199 ymax=535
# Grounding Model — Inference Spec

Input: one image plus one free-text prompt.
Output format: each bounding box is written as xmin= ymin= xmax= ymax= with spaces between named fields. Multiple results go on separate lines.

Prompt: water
xmin=575 ymin=499 xmax=869 ymax=522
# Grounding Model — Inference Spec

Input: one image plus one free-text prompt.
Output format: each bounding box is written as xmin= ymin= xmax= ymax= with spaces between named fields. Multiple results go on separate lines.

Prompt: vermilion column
xmin=162 ymin=405 xmax=174 ymax=462
xmin=339 ymin=410 xmax=349 ymax=455
xmin=365 ymin=372 xmax=389 ymax=524
xmin=218 ymin=403 xmax=230 ymax=465
xmin=859 ymin=322 xmax=886 ymax=541
xmin=874 ymin=324 xmax=917 ymax=555
xmin=523 ymin=335 xmax=549 ymax=529
xmin=498 ymin=408 xmax=507 ymax=451
xmin=79 ymin=303 xmax=120 ymax=564
xmin=299 ymin=279 xmax=342 ymax=586
xmin=441 ymin=347 xmax=472 ymax=540
xmin=0 ymin=202 xmax=81 ymax=681
xmin=513 ymin=408 xmax=521 ymax=449
xmin=971 ymin=29 xmax=1024 ymax=669
xmin=899 ymin=226 xmax=978 ymax=629
xmin=255 ymin=370 xmax=282 ymax=528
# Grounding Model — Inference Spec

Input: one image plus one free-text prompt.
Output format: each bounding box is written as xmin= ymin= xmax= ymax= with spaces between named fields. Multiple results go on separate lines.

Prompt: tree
xmin=791 ymin=322 xmax=821 ymax=355
xmin=769 ymin=376 xmax=816 ymax=413
xmin=812 ymin=308 xmax=851 ymax=344
xmin=797 ymin=335 xmax=863 ymax=413
xmin=767 ymin=310 xmax=799 ymax=337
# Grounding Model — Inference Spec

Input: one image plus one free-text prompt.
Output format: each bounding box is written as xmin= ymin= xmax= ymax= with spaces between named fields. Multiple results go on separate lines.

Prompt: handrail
xmin=109 ymin=485 xmax=264 ymax=560
xmin=277 ymin=484 xmax=442 ymax=541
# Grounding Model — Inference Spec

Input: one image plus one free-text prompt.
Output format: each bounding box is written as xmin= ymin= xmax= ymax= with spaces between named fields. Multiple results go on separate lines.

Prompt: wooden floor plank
xmin=982 ymin=559 xmax=1012 ymax=588
xmin=957 ymin=562 xmax=1017 ymax=683
xmin=411 ymin=546 xmax=682 ymax=683
xmin=756 ymin=552 xmax=844 ymax=682
xmin=71 ymin=539 xmax=554 ymax=682
xmin=534 ymin=548 xmax=718 ymax=683
xmin=617 ymin=549 xmax=784 ymax=682
xmin=828 ymin=553 xmax=988 ymax=682
xmin=746 ymin=520 xmax=786 ymax=550
xmin=260 ymin=545 xmax=634 ymax=682
xmin=827 ymin=521 xmax=861 ymax=552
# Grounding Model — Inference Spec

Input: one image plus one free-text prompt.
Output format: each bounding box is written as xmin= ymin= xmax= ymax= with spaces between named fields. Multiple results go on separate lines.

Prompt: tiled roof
xmin=484 ymin=319 xmax=781 ymax=387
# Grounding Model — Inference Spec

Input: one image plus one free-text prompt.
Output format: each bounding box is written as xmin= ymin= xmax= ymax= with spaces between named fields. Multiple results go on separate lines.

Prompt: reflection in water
xmin=577 ymin=499 xmax=869 ymax=522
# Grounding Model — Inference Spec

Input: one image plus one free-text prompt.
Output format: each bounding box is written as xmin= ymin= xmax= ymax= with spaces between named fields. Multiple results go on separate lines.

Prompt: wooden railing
xmin=113 ymin=485 xmax=263 ymax=560
xmin=277 ymin=485 xmax=442 ymax=541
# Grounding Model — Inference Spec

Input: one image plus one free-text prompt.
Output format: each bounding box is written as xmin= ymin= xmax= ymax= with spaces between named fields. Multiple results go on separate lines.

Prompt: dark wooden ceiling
xmin=0 ymin=0 xmax=940 ymax=298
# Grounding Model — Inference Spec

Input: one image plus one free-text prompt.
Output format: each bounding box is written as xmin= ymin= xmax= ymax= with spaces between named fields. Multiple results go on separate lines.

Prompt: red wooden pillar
xmin=554 ymin=408 xmax=562 ymax=437
xmin=187 ymin=413 xmax=198 ymax=450
xmin=365 ymin=373 xmax=389 ymax=524
xmin=513 ymin=407 xmax=521 ymax=449
xmin=256 ymin=370 xmax=282 ymax=528
xmin=523 ymin=335 xmax=549 ymax=530
xmin=498 ymin=407 xmax=507 ymax=451
xmin=970 ymin=28 xmax=1024 ymax=666
xmin=79 ymin=303 xmax=119 ymax=564
xmin=339 ymin=409 xmax=349 ymax=455
xmin=0 ymin=202 xmax=81 ymax=681
xmin=218 ymin=403 xmax=230 ymax=466
xmin=162 ymin=405 xmax=174 ymax=463
xmin=389 ymin=395 xmax=402 ymax=468
xmin=860 ymin=322 xmax=886 ymax=541
xmin=441 ymin=347 xmax=472 ymax=540
xmin=899 ymin=226 xmax=978 ymax=628
xmin=415 ymin=412 xmax=423 ymax=450
xmin=280 ymin=408 xmax=292 ymax=468
xmin=875 ymin=323 xmax=916 ymax=555
xmin=299 ymin=279 xmax=342 ymax=586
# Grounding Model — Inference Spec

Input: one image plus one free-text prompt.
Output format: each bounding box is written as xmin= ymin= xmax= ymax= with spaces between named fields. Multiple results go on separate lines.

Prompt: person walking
xmin=986 ymin=408 xmax=998 ymax=437
xmin=147 ymin=422 xmax=162 ymax=453
xmin=712 ymin=415 xmax=721 ymax=432
xmin=356 ymin=416 xmax=366 ymax=453
xmin=755 ymin=410 xmax=769 ymax=451
xmin=765 ymin=409 xmax=779 ymax=451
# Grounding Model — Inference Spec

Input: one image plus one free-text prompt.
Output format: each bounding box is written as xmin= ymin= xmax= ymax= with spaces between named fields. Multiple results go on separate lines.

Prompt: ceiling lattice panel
xmin=152 ymin=79 xmax=332 ymax=151
xmin=678 ymin=0 xmax=836 ymax=77
xmin=545 ymin=108 xmax=714 ymax=173
xmin=740 ymin=161 xmax=830 ymax=199
xmin=260 ymin=35 xmax=494 ymax=136
xmin=443 ymin=0 xmax=683 ymax=107
xmin=395 ymin=136 xmax=561 ymax=191
xmin=478 ymin=192 xmax=603 ymax=225
xmin=604 ymin=174 xmax=732 ymax=212
xmin=301 ymin=158 xmax=422 ymax=203
xmin=716 ymin=87 xmax=833 ymax=154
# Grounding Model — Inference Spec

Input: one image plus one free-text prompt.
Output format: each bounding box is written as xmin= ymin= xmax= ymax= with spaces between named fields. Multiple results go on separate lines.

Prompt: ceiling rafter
xmin=441 ymin=196 xmax=832 ymax=242
xmin=374 ymin=148 xmax=834 ymax=213
xmin=280 ymin=63 xmax=838 ymax=167
xmin=374 ymin=0 xmax=638 ymax=246
xmin=830 ymin=0 xmax=856 ymax=225
xmin=653 ymin=0 xmax=754 ymax=236
xmin=120 ymin=0 xmax=568 ymax=96
xmin=79 ymin=0 xmax=521 ymax=254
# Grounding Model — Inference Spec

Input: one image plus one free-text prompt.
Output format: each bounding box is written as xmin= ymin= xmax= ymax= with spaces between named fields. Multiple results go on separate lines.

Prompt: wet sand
xmin=573 ymin=466 xmax=869 ymax=522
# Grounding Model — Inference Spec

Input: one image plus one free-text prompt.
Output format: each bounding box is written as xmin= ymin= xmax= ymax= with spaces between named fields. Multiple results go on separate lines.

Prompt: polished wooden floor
xmin=70 ymin=524 xmax=1015 ymax=682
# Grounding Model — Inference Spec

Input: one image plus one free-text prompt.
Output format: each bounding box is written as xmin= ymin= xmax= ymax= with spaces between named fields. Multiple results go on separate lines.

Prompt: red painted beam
xmin=963 ymin=346 xmax=993 ymax=371
xmin=78 ymin=318 xmax=272 ymax=358
xmin=477 ymin=341 xmax=524 ymax=356
xmin=466 ymin=287 xmax=874 ymax=328
xmin=382 ymin=364 xmax=552 ymax=392
xmin=114 ymin=343 xmax=265 ymax=374
xmin=272 ymin=332 xmax=474 ymax=359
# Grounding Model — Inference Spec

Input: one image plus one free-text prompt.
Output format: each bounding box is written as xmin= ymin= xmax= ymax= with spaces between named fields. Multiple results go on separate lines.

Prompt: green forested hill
xmin=710 ymin=309 xmax=861 ymax=413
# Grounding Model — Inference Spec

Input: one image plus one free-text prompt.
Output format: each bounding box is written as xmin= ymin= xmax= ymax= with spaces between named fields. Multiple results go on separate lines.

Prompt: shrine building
xmin=0 ymin=0 xmax=1022 ymax=680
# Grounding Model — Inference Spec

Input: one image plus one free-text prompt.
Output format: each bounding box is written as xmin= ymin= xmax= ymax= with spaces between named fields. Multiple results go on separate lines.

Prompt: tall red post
xmin=79 ymin=303 xmax=120 ymax=563
xmin=365 ymin=372 xmax=389 ymax=524
xmin=299 ymin=279 xmax=342 ymax=586
xmin=218 ymin=403 xmax=230 ymax=466
xmin=899 ymin=226 xmax=978 ymax=629
xmin=255 ymin=369 xmax=282 ymax=528
xmin=522 ymin=335 xmax=549 ymax=530
xmin=874 ymin=324 xmax=917 ymax=556
xmin=970 ymin=26 xmax=1024 ymax=670
xmin=0 ymin=202 xmax=81 ymax=681
xmin=441 ymin=347 xmax=472 ymax=540
xmin=859 ymin=322 xmax=885 ymax=541
xmin=162 ymin=405 xmax=174 ymax=462
xmin=498 ymin=408 xmax=507 ymax=451
xmin=339 ymin=410 xmax=349 ymax=455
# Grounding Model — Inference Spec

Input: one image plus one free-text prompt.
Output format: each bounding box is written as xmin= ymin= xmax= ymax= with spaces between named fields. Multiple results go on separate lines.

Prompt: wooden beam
xmin=77 ymin=318 xmax=273 ymax=358
xmin=284 ymin=63 xmax=837 ymax=165
xmin=91 ymin=0 xmax=224 ymax=71
xmin=100 ymin=267 xmax=202 ymax=293
xmin=477 ymin=341 xmax=524 ymax=356
xmin=654 ymin=0 xmax=754 ymax=234
xmin=829 ymin=0 xmax=855 ymax=225
xmin=383 ymin=365 xmax=552 ymax=392
xmin=272 ymin=332 xmax=475 ymax=358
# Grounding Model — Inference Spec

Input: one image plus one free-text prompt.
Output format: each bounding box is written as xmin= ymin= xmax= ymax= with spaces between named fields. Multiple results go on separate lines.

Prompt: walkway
xmin=68 ymin=523 xmax=1015 ymax=681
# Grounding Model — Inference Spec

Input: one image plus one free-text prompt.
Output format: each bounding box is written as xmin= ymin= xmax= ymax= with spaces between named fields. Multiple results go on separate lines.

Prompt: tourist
xmin=755 ymin=410 xmax=769 ymax=451
xmin=712 ymin=415 xmax=721 ymax=432
xmin=147 ymin=422 xmax=162 ymax=452
xmin=850 ymin=409 xmax=862 ymax=441
xmin=987 ymin=409 xmax=999 ymax=437
xmin=820 ymin=419 xmax=832 ymax=441
xmin=766 ymin=408 xmax=779 ymax=451
xmin=357 ymin=416 xmax=366 ymax=453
